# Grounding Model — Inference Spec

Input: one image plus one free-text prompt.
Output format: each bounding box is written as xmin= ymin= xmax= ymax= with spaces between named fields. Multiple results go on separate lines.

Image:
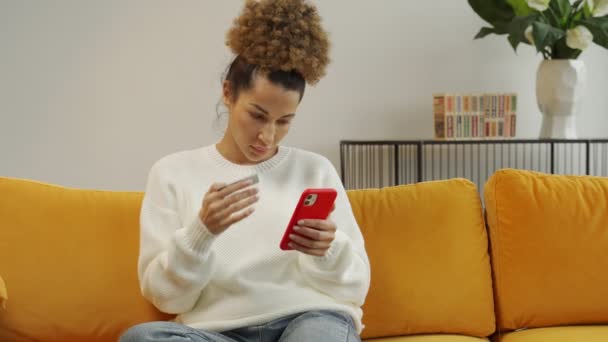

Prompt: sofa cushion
xmin=485 ymin=169 xmax=608 ymax=331
xmin=347 ymin=179 xmax=495 ymax=340
xmin=365 ymin=334 xmax=489 ymax=341
xmin=494 ymin=326 xmax=608 ymax=342
xmin=0 ymin=275 xmax=6 ymax=309
xmin=0 ymin=177 xmax=172 ymax=342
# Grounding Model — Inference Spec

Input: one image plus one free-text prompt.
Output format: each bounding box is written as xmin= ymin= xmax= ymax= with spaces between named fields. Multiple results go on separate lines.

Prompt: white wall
xmin=1 ymin=0 xmax=607 ymax=190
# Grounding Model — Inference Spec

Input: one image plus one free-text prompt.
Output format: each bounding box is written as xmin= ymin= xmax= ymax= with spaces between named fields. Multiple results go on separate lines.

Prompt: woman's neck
xmin=216 ymin=136 xmax=253 ymax=165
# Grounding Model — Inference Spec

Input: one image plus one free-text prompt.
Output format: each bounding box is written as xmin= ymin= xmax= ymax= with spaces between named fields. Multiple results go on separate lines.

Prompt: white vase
xmin=536 ymin=59 xmax=587 ymax=139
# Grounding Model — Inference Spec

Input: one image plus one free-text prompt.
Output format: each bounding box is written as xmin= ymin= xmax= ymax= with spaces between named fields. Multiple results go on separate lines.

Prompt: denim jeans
xmin=119 ymin=310 xmax=360 ymax=342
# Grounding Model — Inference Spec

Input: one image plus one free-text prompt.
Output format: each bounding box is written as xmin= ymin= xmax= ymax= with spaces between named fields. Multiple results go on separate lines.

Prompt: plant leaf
xmin=550 ymin=0 xmax=572 ymax=22
xmin=580 ymin=16 xmax=608 ymax=49
xmin=552 ymin=37 xmax=581 ymax=59
xmin=584 ymin=0 xmax=593 ymax=18
xmin=475 ymin=27 xmax=500 ymax=39
xmin=532 ymin=21 xmax=566 ymax=55
xmin=568 ymin=1 xmax=585 ymax=29
xmin=572 ymin=0 xmax=585 ymax=11
xmin=507 ymin=0 xmax=534 ymax=16
xmin=507 ymin=15 xmax=539 ymax=51
xmin=468 ymin=0 xmax=516 ymax=34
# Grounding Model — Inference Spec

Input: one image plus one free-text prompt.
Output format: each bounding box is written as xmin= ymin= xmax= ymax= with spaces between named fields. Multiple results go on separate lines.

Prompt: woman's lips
xmin=251 ymin=145 xmax=269 ymax=154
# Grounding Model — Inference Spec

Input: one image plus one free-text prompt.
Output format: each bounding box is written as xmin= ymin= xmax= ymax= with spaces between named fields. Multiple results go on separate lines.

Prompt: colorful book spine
xmin=433 ymin=93 xmax=517 ymax=139
xmin=433 ymin=95 xmax=446 ymax=138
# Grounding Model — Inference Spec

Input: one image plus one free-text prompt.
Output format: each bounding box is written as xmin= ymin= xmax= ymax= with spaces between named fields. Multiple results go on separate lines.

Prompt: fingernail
xmin=289 ymin=234 xmax=296 ymax=239
xmin=288 ymin=243 xmax=294 ymax=248
xmin=293 ymin=225 xmax=300 ymax=231
xmin=297 ymin=220 xmax=304 ymax=225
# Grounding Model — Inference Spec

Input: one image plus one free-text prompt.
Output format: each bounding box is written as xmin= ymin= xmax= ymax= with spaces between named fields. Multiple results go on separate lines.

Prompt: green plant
xmin=469 ymin=0 xmax=608 ymax=59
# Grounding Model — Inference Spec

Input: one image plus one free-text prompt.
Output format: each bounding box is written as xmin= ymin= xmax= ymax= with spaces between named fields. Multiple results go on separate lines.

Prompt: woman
xmin=120 ymin=1 xmax=370 ymax=341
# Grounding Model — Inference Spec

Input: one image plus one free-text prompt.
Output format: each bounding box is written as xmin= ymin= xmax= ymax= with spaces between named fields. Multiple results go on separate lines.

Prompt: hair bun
xmin=226 ymin=0 xmax=330 ymax=85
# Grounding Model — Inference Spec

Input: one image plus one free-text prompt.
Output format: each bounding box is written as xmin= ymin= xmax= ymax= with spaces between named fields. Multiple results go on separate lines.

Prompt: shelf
xmin=340 ymin=139 xmax=608 ymax=190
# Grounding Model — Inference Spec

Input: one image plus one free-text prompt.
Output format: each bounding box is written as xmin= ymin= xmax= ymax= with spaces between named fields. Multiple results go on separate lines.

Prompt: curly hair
xmin=226 ymin=0 xmax=330 ymax=85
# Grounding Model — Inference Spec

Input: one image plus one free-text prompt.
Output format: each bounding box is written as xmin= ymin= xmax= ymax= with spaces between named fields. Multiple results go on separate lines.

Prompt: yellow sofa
xmin=0 ymin=169 xmax=607 ymax=341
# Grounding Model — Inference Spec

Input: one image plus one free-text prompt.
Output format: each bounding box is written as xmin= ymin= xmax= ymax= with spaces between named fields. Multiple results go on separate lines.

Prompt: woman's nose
xmin=258 ymin=124 xmax=275 ymax=145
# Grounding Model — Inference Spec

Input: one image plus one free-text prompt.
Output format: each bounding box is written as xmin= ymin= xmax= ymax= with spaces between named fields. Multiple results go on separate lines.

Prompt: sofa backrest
xmin=485 ymin=169 xmax=608 ymax=331
xmin=0 ymin=176 xmax=497 ymax=341
xmin=347 ymin=178 xmax=495 ymax=339
xmin=0 ymin=177 xmax=172 ymax=342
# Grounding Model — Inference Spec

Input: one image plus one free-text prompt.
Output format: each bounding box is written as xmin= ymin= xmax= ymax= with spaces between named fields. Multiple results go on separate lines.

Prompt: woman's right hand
xmin=199 ymin=180 xmax=259 ymax=235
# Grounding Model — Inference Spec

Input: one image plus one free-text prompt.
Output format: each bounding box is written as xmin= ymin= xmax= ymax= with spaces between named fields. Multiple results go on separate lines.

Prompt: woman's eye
xmin=277 ymin=120 xmax=290 ymax=125
xmin=250 ymin=112 xmax=265 ymax=121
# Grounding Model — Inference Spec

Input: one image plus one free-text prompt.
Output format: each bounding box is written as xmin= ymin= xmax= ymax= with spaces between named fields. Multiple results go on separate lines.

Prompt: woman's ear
xmin=222 ymin=81 xmax=233 ymax=108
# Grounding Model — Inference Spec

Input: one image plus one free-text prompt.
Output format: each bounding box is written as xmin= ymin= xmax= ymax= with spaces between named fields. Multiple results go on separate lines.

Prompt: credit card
xmin=219 ymin=174 xmax=259 ymax=190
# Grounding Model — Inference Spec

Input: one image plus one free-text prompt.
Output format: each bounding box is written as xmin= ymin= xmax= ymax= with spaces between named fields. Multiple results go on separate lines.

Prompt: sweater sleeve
xmin=297 ymin=158 xmax=371 ymax=307
xmin=138 ymin=161 xmax=218 ymax=314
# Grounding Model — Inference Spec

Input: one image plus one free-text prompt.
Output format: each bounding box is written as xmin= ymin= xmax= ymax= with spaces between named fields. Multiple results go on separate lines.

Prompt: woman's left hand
xmin=288 ymin=205 xmax=337 ymax=257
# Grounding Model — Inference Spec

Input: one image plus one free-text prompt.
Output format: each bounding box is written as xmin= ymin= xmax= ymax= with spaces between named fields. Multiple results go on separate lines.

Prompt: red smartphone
xmin=280 ymin=188 xmax=337 ymax=251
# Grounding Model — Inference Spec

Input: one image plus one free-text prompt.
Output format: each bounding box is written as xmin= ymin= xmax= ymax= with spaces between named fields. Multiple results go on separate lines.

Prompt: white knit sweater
xmin=138 ymin=144 xmax=370 ymax=333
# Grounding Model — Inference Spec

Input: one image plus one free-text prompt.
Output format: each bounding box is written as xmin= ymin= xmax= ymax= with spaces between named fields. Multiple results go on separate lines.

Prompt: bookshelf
xmin=340 ymin=139 xmax=608 ymax=191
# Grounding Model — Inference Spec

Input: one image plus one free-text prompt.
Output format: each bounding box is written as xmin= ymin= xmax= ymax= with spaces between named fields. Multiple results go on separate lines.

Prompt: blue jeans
xmin=119 ymin=310 xmax=360 ymax=342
